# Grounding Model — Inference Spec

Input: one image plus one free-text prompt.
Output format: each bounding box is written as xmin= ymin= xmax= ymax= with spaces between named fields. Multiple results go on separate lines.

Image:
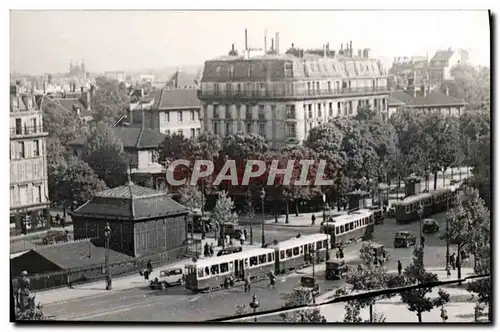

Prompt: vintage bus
xmin=393 ymin=186 xmax=458 ymax=223
xmin=184 ymin=247 xmax=275 ymax=293
xmin=321 ymin=209 xmax=375 ymax=248
xmin=272 ymin=233 xmax=329 ymax=274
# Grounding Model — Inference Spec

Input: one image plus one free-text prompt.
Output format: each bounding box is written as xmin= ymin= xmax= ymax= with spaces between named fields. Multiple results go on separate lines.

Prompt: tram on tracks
xmin=320 ymin=209 xmax=375 ymax=248
xmin=393 ymin=186 xmax=458 ymax=223
xmin=184 ymin=233 xmax=330 ymax=293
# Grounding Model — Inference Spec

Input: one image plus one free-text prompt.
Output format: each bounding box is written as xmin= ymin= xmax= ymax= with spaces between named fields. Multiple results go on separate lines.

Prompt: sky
xmin=10 ymin=10 xmax=491 ymax=75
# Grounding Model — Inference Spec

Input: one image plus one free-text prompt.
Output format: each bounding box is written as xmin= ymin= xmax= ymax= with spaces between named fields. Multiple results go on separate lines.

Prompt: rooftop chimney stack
xmin=350 ymin=41 xmax=353 ymax=57
xmin=245 ymin=29 xmax=248 ymax=51
xmin=275 ymin=32 xmax=280 ymax=55
xmin=291 ymin=43 xmax=294 ymax=49
xmin=271 ymin=38 xmax=274 ymax=52
xmin=264 ymin=30 xmax=268 ymax=53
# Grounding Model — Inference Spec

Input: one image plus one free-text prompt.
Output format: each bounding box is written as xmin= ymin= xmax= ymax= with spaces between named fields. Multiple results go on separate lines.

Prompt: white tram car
xmin=321 ymin=209 xmax=375 ymax=247
xmin=184 ymin=247 xmax=275 ymax=293
xmin=272 ymin=233 xmax=329 ymax=274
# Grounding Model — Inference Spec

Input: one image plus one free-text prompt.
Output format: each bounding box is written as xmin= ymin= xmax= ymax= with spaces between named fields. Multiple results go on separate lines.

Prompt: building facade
xmin=10 ymin=85 xmax=50 ymax=231
xmin=198 ymin=42 xmax=390 ymax=147
xmin=428 ymin=48 xmax=469 ymax=84
xmin=389 ymin=89 xmax=466 ymax=118
xmin=128 ymin=88 xmax=202 ymax=138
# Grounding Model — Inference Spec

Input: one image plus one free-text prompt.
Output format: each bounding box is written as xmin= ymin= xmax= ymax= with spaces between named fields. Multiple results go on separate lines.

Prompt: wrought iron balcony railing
xmin=10 ymin=125 xmax=48 ymax=137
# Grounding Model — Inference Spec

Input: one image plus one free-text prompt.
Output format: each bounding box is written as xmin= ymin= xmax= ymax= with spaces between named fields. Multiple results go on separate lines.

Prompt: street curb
xmin=40 ymin=287 xmax=137 ymax=306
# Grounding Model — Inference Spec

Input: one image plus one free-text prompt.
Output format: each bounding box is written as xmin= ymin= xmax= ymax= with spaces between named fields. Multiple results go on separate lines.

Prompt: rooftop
xmin=407 ymin=91 xmax=466 ymax=107
xmin=132 ymin=88 xmax=201 ymax=110
xmin=71 ymin=182 xmax=189 ymax=221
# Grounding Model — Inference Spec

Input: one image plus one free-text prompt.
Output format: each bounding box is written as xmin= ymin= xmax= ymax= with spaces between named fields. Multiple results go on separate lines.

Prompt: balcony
xmin=10 ymin=125 xmax=49 ymax=138
xmin=198 ymin=86 xmax=390 ymax=101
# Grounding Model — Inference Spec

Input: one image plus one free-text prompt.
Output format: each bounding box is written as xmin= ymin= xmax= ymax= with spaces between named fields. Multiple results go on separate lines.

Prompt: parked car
xmin=325 ymin=259 xmax=348 ymax=280
xmin=294 ymin=276 xmax=319 ymax=297
xmin=149 ymin=268 xmax=184 ymax=289
xmin=422 ymin=219 xmax=440 ymax=234
xmin=394 ymin=231 xmax=417 ymax=248
xmin=217 ymin=246 xmax=243 ymax=257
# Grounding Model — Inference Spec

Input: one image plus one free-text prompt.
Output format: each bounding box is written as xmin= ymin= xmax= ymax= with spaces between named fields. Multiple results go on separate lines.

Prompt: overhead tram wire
xmin=206 ymin=274 xmax=490 ymax=322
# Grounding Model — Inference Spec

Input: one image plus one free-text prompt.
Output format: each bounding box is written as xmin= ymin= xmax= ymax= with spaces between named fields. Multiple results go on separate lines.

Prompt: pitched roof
xmin=40 ymin=94 xmax=93 ymax=118
xmin=165 ymin=70 xmax=200 ymax=89
xmin=431 ymin=49 xmax=454 ymax=63
xmin=31 ymin=240 xmax=132 ymax=271
xmin=72 ymin=182 xmax=189 ymax=221
xmin=148 ymin=89 xmax=201 ymax=110
xmin=407 ymin=91 xmax=466 ymax=107
xmin=67 ymin=126 xmax=166 ymax=150
xmin=389 ymin=91 xmax=415 ymax=105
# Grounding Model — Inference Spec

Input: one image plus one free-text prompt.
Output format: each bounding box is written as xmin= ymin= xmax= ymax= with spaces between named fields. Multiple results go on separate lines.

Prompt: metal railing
xmin=198 ymin=86 xmax=390 ymax=100
xmin=10 ymin=125 xmax=47 ymax=137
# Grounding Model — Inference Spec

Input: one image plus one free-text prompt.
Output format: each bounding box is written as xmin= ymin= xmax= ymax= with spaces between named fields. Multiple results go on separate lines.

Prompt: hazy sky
xmin=10 ymin=10 xmax=490 ymax=75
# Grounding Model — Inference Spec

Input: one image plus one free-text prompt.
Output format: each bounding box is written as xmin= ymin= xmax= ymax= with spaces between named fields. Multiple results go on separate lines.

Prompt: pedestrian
xmin=455 ymin=254 xmax=460 ymax=270
xmin=225 ymin=234 xmax=230 ymax=246
xmin=244 ymin=275 xmax=251 ymax=293
xmin=446 ymin=265 xmax=451 ymax=277
xmin=240 ymin=232 xmax=246 ymax=245
xmin=296 ymin=233 xmax=301 ymax=239
xmin=420 ymin=235 xmax=425 ymax=248
xmin=397 ymin=260 xmax=402 ymax=276
xmin=339 ymin=247 xmax=344 ymax=259
xmin=146 ymin=260 xmax=153 ymax=273
xmin=268 ymin=272 xmax=276 ymax=289
xmin=60 ymin=217 xmax=66 ymax=228
xmin=450 ymin=253 xmax=456 ymax=270
xmin=311 ymin=214 xmax=316 ymax=225
xmin=204 ymin=243 xmax=210 ymax=257
xmin=209 ymin=244 xmax=214 ymax=257
xmin=55 ymin=213 xmax=61 ymax=225
xmin=243 ymin=228 xmax=248 ymax=241
xmin=336 ymin=250 xmax=340 ymax=259
xmin=440 ymin=307 xmax=448 ymax=323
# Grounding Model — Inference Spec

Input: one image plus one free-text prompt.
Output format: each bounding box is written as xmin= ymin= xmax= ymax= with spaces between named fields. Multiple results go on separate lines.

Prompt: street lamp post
xmin=260 ymin=188 xmax=266 ymax=247
xmin=445 ymin=197 xmax=450 ymax=270
xmin=417 ymin=203 xmax=424 ymax=266
xmin=247 ymin=190 xmax=254 ymax=245
xmin=249 ymin=293 xmax=260 ymax=322
xmin=201 ymin=178 xmax=206 ymax=240
xmin=104 ymin=222 xmax=112 ymax=290
xmin=311 ymin=247 xmax=316 ymax=304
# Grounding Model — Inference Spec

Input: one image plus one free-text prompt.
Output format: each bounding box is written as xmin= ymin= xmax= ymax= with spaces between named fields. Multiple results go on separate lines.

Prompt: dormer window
xmin=216 ymin=66 xmax=222 ymax=74
xmin=229 ymin=65 xmax=235 ymax=78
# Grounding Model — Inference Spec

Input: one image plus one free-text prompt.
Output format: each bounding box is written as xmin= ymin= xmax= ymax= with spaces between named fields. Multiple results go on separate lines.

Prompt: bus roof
xmin=394 ymin=186 xmax=455 ymax=206
xmin=185 ymin=247 xmax=275 ymax=268
xmin=273 ymin=233 xmax=328 ymax=250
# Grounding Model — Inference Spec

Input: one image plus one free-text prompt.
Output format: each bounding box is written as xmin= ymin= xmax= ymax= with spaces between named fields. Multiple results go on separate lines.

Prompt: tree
xmin=15 ymin=301 xmax=46 ymax=321
xmin=91 ymin=77 xmax=130 ymax=124
xmin=42 ymin=102 xmax=88 ymax=146
xmin=46 ymin=137 xmax=69 ymax=202
xmin=448 ymin=64 xmax=490 ymax=109
xmin=158 ymin=133 xmax=193 ymax=166
xmin=213 ymin=190 xmax=238 ymax=247
xmin=399 ymin=247 xmax=450 ymax=322
xmin=83 ymin=121 xmax=129 ymax=188
xmin=178 ymin=185 xmax=204 ymax=211
xmin=279 ymin=288 xmax=327 ymax=323
xmin=54 ymin=156 xmax=108 ymax=209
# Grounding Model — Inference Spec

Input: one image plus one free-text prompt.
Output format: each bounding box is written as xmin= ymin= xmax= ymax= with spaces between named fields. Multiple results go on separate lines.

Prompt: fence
xmin=11 ymin=239 xmax=202 ymax=292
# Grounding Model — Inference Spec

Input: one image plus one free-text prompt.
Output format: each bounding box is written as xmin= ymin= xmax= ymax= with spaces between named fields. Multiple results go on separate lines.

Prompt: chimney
xmin=326 ymin=42 xmax=330 ymax=55
xmin=358 ymin=49 xmax=362 ymax=58
xmin=81 ymin=86 xmax=84 ymax=93
xmin=350 ymin=41 xmax=353 ymax=57
xmin=264 ymin=30 xmax=267 ymax=53
xmin=291 ymin=43 xmax=294 ymax=49
xmin=43 ymin=81 xmax=46 ymax=94
xmin=271 ymin=38 xmax=274 ymax=52
xmin=232 ymin=44 xmax=235 ymax=52
xmin=323 ymin=44 xmax=326 ymax=58
xmin=245 ymin=29 xmax=248 ymax=51
xmin=275 ymin=32 xmax=280 ymax=55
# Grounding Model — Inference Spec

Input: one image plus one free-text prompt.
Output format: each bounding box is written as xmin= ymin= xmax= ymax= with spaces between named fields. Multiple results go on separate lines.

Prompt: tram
xmin=321 ymin=209 xmax=375 ymax=248
xmin=184 ymin=233 xmax=330 ymax=292
xmin=272 ymin=233 xmax=329 ymax=274
xmin=393 ymin=186 xmax=458 ymax=223
xmin=184 ymin=247 xmax=275 ymax=293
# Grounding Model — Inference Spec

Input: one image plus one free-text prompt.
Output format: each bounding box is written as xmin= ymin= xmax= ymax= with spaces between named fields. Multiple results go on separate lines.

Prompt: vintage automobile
xmin=149 ymin=268 xmax=184 ymax=289
xmin=325 ymin=259 xmax=348 ymax=280
xmin=371 ymin=243 xmax=390 ymax=264
xmin=394 ymin=231 xmax=417 ymax=248
xmin=216 ymin=246 xmax=243 ymax=257
xmin=220 ymin=223 xmax=244 ymax=239
xmin=294 ymin=276 xmax=319 ymax=297
xmin=422 ymin=218 xmax=440 ymax=234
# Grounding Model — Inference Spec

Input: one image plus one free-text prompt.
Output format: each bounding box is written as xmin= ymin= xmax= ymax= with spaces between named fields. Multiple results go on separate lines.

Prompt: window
xmin=33 ymin=140 xmax=40 ymax=157
xmin=177 ymin=111 xmax=183 ymax=122
xmin=10 ymin=186 xmax=14 ymax=205
xmin=237 ymin=121 xmax=242 ymax=132
xmin=228 ymin=65 xmax=234 ymax=78
xmin=19 ymin=142 xmax=25 ymax=158
xmin=316 ymin=82 xmax=320 ymax=91
xmin=318 ymin=104 xmax=322 ymax=118
xmin=336 ymin=226 xmax=340 ymax=235
xmin=197 ymin=268 xmax=204 ymax=278
xmin=226 ymin=121 xmax=232 ymax=135
xmin=327 ymin=81 xmax=331 ymax=92
xmin=350 ymin=222 xmax=354 ymax=230
xmin=308 ymin=104 xmax=312 ymax=118
xmin=285 ymin=123 xmax=296 ymax=137
xmin=280 ymin=251 xmax=285 ymax=260
xmin=250 ymin=256 xmax=258 ymax=266
xmin=405 ymin=204 xmax=410 ymax=213
xmin=259 ymin=254 xmax=266 ymax=264
xmin=293 ymin=247 xmax=300 ymax=256
xmin=316 ymin=241 xmax=323 ymax=250
xmin=286 ymin=105 xmax=296 ymax=119
xmin=258 ymin=105 xmax=265 ymax=119
xmin=190 ymin=128 xmax=196 ymax=137
xmin=307 ymin=82 xmax=311 ymax=92
xmin=328 ymin=102 xmax=333 ymax=117
xmin=190 ymin=110 xmax=195 ymax=121
xmin=225 ymin=105 xmax=231 ymax=119
xmin=323 ymin=240 xmax=328 ymax=248
xmin=213 ymin=122 xmax=219 ymax=135
xmin=246 ymin=105 xmax=253 ymax=120
xmin=259 ymin=122 xmax=266 ymax=137
xmin=15 ymin=119 xmax=22 ymax=135
xmin=164 ymin=112 xmax=170 ymax=123
xmin=246 ymin=122 xmax=252 ymax=134
xmin=196 ymin=128 xmax=201 ymax=136
xmin=236 ymin=84 xmax=241 ymax=93
xmin=286 ymin=249 xmax=293 ymax=258
xmin=210 ymin=264 xmax=220 ymax=274
xmin=220 ymin=263 xmax=229 ymax=273
xmin=267 ymin=253 xmax=273 ymax=262
xmin=340 ymin=225 xmax=345 ymax=233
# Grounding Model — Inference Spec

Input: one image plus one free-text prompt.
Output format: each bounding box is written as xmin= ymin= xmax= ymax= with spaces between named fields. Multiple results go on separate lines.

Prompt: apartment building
xmin=198 ymin=38 xmax=390 ymax=147
xmin=428 ymin=48 xmax=469 ymax=84
xmin=128 ymin=88 xmax=202 ymax=138
xmin=10 ymin=84 xmax=50 ymax=231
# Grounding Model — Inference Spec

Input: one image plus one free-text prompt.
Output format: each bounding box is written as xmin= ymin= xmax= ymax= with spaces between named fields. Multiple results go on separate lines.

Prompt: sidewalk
xmin=317 ymin=267 xmax=481 ymax=322
xmin=36 ymin=238 xmax=263 ymax=305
